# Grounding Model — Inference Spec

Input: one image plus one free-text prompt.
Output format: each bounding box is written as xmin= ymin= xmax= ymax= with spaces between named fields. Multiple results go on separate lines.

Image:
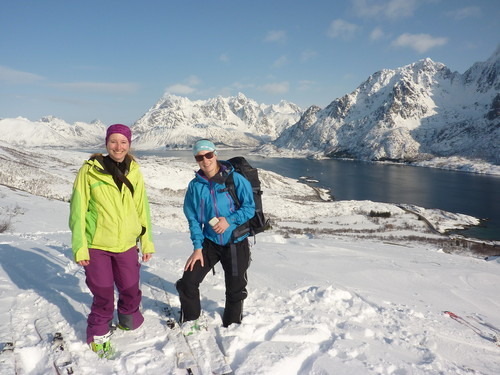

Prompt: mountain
xmin=272 ymin=46 xmax=500 ymax=164
xmin=130 ymin=93 xmax=302 ymax=149
xmin=0 ymin=47 xmax=497 ymax=166
xmin=0 ymin=116 xmax=107 ymax=148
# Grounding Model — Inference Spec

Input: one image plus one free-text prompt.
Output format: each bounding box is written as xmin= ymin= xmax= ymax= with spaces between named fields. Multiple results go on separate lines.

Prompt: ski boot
xmin=90 ymin=331 xmax=113 ymax=359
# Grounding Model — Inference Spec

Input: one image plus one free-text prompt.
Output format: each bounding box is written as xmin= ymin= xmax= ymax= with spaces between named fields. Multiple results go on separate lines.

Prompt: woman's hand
xmin=184 ymin=249 xmax=204 ymax=271
xmin=142 ymin=253 xmax=153 ymax=262
xmin=78 ymin=260 xmax=90 ymax=266
xmin=212 ymin=217 xmax=229 ymax=234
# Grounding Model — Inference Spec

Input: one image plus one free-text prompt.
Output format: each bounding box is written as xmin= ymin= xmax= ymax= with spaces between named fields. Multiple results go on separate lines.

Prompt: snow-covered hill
xmin=273 ymin=46 xmax=500 ymax=164
xmin=1 ymin=145 xmax=499 ymax=374
xmin=0 ymin=116 xmax=107 ymax=148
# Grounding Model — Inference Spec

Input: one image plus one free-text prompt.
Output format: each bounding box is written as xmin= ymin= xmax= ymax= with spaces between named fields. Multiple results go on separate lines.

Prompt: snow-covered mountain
xmin=131 ymin=93 xmax=303 ymax=149
xmin=273 ymin=46 xmax=500 ymax=164
xmin=0 ymin=47 xmax=498 ymax=166
xmin=0 ymin=116 xmax=107 ymax=148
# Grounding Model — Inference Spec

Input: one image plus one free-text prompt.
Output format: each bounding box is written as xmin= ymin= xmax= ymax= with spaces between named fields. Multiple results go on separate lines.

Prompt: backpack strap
xmin=222 ymin=172 xmax=251 ymax=241
xmin=225 ymin=172 xmax=240 ymax=208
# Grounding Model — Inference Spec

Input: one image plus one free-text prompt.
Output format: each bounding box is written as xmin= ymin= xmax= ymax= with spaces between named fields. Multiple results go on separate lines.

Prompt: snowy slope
xmin=1 ymin=145 xmax=499 ymax=374
xmin=0 ymin=116 xmax=107 ymax=148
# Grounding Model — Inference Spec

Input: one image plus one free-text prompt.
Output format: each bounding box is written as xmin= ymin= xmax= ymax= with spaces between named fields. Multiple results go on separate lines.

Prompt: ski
xmin=0 ymin=342 xmax=17 ymax=374
xmin=149 ymin=276 xmax=232 ymax=374
xmin=466 ymin=315 xmax=500 ymax=335
xmin=444 ymin=311 xmax=500 ymax=347
xmin=34 ymin=317 xmax=75 ymax=374
xmin=148 ymin=277 xmax=200 ymax=374
xmin=184 ymin=314 xmax=233 ymax=375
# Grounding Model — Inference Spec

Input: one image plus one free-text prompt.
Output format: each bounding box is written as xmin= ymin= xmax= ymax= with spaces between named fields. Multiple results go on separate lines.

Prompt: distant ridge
xmin=131 ymin=92 xmax=302 ymax=149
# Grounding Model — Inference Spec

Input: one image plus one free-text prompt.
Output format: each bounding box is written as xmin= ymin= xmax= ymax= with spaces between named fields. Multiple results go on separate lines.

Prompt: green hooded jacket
xmin=69 ymin=154 xmax=155 ymax=263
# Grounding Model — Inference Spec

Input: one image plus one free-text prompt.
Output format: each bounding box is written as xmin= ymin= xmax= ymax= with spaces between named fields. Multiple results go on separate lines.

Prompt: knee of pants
xmin=118 ymin=283 xmax=140 ymax=299
xmin=176 ymin=277 xmax=199 ymax=291
xmin=175 ymin=279 xmax=185 ymax=293
xmin=176 ymin=279 xmax=190 ymax=296
xmin=89 ymin=285 xmax=115 ymax=306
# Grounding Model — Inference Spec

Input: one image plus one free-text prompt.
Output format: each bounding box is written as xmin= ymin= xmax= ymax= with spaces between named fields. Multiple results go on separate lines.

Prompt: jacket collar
xmin=87 ymin=153 xmax=133 ymax=175
xmin=196 ymin=160 xmax=233 ymax=184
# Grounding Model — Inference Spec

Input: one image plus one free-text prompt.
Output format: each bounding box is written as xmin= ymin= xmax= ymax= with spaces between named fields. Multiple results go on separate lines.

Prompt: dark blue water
xmin=136 ymin=149 xmax=500 ymax=241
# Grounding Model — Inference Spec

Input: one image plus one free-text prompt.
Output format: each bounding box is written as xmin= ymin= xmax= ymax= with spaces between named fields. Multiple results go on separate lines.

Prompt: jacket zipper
xmin=209 ymin=181 xmax=224 ymax=243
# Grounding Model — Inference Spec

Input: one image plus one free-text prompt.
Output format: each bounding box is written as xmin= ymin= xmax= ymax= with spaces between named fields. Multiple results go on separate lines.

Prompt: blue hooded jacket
xmin=183 ymin=160 xmax=256 ymax=250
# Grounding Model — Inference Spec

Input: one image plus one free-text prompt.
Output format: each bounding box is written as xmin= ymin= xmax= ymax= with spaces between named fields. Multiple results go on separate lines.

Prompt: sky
xmin=1 ymin=0 xmax=499 ymax=125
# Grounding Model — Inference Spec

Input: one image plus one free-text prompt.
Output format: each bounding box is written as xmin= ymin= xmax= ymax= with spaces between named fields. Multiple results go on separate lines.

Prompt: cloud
xmin=273 ymin=56 xmax=288 ymax=68
xmin=446 ymin=6 xmax=481 ymax=21
xmin=300 ymin=49 xmax=318 ymax=62
xmin=298 ymin=80 xmax=316 ymax=91
xmin=0 ymin=66 xmax=44 ymax=84
xmin=219 ymin=53 xmax=229 ymax=62
xmin=54 ymin=82 xmax=139 ymax=94
xmin=185 ymin=75 xmax=201 ymax=86
xmin=392 ymin=33 xmax=448 ymax=53
xmin=216 ymin=82 xmax=256 ymax=98
xmin=264 ymin=30 xmax=287 ymax=43
xmin=258 ymin=81 xmax=289 ymax=95
xmin=230 ymin=82 xmax=255 ymax=91
xmin=370 ymin=27 xmax=385 ymax=41
xmin=384 ymin=0 xmax=418 ymax=18
xmin=165 ymin=84 xmax=196 ymax=95
xmin=352 ymin=0 xmax=418 ymax=19
xmin=327 ymin=19 xmax=360 ymax=40
xmin=165 ymin=76 xmax=201 ymax=95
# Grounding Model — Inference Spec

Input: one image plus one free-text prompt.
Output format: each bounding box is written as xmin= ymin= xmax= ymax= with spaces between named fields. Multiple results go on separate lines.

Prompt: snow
xmin=1 ymin=146 xmax=499 ymax=375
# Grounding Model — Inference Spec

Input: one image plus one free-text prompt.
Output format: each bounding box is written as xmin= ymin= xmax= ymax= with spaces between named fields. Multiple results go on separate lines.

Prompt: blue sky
xmin=1 ymin=0 xmax=499 ymax=125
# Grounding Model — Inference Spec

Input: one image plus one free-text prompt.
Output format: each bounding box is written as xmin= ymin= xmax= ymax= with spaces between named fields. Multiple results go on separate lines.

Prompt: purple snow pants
xmin=84 ymin=246 xmax=144 ymax=344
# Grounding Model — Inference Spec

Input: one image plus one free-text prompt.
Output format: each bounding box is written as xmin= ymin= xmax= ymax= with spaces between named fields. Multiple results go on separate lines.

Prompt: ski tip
xmin=1 ymin=342 xmax=14 ymax=352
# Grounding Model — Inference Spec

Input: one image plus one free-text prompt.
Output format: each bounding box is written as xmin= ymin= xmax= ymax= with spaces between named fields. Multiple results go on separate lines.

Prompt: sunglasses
xmin=195 ymin=152 xmax=215 ymax=162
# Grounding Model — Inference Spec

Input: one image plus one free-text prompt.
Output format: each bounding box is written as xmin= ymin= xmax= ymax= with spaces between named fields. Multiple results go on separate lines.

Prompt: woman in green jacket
xmin=69 ymin=124 xmax=155 ymax=358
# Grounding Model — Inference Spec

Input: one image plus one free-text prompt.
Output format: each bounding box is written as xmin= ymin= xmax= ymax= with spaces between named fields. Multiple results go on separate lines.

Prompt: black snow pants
xmin=176 ymin=237 xmax=251 ymax=327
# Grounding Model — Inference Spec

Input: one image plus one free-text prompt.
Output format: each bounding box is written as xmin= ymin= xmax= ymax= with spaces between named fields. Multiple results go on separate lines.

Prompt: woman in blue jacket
xmin=176 ymin=139 xmax=255 ymax=329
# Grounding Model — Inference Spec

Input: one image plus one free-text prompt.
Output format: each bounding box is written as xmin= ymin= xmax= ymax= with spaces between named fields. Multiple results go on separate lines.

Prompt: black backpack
xmin=225 ymin=156 xmax=269 ymax=240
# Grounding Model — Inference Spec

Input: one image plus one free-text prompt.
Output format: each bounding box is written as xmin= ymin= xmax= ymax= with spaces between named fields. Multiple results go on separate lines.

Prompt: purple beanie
xmin=105 ymin=124 xmax=132 ymax=145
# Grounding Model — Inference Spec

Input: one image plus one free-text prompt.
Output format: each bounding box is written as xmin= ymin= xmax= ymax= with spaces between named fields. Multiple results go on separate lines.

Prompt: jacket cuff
xmin=74 ymin=248 xmax=89 ymax=263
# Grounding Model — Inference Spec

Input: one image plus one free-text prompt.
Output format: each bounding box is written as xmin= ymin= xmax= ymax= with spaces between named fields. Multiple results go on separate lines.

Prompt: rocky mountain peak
xmin=273 ymin=46 xmax=499 ymax=164
xmin=131 ymin=93 xmax=302 ymax=149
